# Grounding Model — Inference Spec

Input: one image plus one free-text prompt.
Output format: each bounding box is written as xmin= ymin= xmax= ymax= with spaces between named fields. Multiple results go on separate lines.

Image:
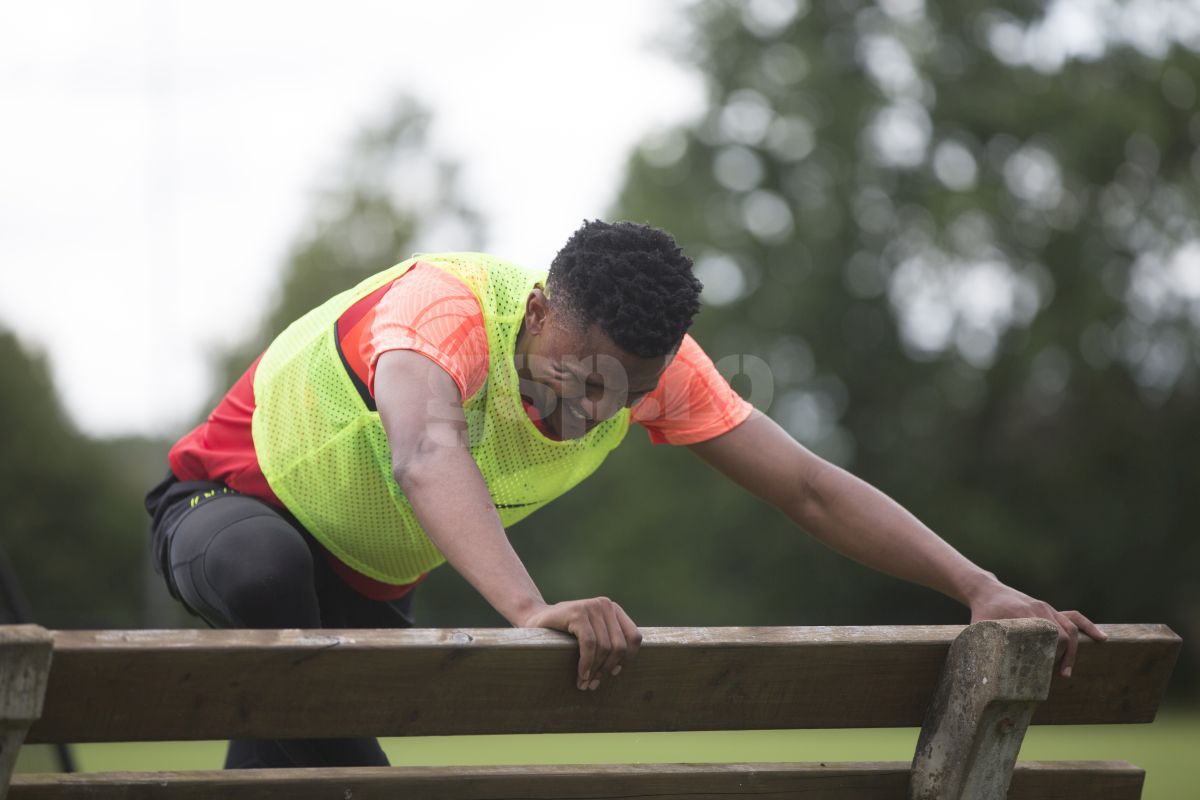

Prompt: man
xmin=146 ymin=219 xmax=1103 ymax=769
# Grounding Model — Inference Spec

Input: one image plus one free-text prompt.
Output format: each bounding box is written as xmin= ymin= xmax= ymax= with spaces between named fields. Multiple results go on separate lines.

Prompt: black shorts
xmin=144 ymin=470 xmax=414 ymax=630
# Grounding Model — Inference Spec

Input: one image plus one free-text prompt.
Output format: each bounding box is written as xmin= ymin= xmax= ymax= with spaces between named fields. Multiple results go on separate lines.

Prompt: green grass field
xmin=16 ymin=707 xmax=1200 ymax=799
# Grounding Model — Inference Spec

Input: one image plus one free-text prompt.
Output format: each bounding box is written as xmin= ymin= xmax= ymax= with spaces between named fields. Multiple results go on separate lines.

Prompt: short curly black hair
xmin=547 ymin=220 xmax=702 ymax=358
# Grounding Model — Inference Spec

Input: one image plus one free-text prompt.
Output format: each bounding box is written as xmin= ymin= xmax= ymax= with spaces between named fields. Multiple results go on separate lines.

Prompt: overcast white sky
xmin=0 ymin=1 xmax=704 ymax=438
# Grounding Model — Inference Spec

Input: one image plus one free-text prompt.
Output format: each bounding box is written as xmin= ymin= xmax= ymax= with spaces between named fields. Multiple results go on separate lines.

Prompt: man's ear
xmin=524 ymin=288 xmax=549 ymax=335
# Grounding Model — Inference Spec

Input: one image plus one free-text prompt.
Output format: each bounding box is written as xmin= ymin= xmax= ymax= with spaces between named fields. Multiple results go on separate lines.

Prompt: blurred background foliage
xmin=1 ymin=0 xmax=1196 ymax=697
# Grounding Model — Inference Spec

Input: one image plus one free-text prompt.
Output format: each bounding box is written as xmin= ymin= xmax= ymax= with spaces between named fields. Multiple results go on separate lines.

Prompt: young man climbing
xmin=146 ymin=219 xmax=1103 ymax=768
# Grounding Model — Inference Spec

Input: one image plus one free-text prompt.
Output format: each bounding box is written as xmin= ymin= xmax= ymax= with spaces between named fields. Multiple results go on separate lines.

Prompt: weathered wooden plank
xmin=911 ymin=619 xmax=1059 ymax=800
xmin=1033 ymin=624 xmax=1182 ymax=726
xmin=1 ymin=625 xmax=53 ymax=800
xmin=1008 ymin=761 xmax=1145 ymax=799
xmin=8 ymin=761 xmax=1145 ymax=800
xmin=25 ymin=624 xmax=1179 ymax=743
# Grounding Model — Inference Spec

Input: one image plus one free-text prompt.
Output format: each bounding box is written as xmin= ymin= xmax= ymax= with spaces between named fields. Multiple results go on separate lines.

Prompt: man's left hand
xmin=967 ymin=578 xmax=1108 ymax=677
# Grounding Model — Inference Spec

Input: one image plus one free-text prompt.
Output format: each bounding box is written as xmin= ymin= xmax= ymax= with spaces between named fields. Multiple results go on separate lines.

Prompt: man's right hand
xmin=375 ymin=352 xmax=642 ymax=691
xmin=522 ymin=598 xmax=642 ymax=691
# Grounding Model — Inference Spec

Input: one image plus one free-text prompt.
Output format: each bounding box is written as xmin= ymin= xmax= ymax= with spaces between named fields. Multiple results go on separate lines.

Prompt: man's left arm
xmin=687 ymin=408 xmax=1107 ymax=676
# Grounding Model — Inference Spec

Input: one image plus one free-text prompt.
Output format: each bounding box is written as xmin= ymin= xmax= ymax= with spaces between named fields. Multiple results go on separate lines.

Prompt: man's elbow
xmin=391 ymin=426 xmax=461 ymax=493
xmin=789 ymin=455 xmax=831 ymax=528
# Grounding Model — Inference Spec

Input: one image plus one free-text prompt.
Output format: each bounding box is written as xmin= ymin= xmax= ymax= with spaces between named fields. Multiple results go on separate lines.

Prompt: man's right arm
xmin=373 ymin=349 xmax=640 ymax=690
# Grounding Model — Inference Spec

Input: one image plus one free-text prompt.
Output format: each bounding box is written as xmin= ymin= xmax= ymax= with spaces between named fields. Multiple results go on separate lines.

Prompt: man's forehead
xmin=548 ymin=319 xmax=672 ymax=374
xmin=572 ymin=321 xmax=665 ymax=357
xmin=562 ymin=348 xmax=672 ymax=391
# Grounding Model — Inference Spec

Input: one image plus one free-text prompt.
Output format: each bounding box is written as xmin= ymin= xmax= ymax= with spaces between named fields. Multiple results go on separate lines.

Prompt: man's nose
xmin=584 ymin=391 xmax=625 ymax=423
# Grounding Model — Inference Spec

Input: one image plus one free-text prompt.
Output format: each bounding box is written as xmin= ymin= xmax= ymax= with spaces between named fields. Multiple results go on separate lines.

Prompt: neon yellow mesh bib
xmin=251 ymin=252 xmax=630 ymax=584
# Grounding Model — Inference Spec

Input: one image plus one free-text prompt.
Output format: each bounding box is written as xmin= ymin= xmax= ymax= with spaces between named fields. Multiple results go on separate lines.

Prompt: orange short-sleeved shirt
xmin=170 ymin=261 xmax=753 ymax=598
xmin=349 ymin=263 xmax=753 ymax=445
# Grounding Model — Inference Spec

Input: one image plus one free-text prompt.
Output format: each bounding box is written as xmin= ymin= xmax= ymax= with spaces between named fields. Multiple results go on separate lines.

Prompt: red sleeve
xmin=358 ymin=262 xmax=490 ymax=401
xmin=167 ymin=355 xmax=283 ymax=505
xmin=630 ymin=333 xmax=754 ymax=446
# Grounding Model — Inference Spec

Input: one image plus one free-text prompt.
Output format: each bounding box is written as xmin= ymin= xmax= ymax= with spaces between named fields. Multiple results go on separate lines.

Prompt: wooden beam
xmin=910 ymin=619 xmax=1058 ymax=800
xmin=8 ymin=761 xmax=1145 ymax=800
xmin=1033 ymin=623 xmax=1183 ymax=725
xmin=26 ymin=624 xmax=1179 ymax=743
xmin=0 ymin=625 xmax=53 ymax=800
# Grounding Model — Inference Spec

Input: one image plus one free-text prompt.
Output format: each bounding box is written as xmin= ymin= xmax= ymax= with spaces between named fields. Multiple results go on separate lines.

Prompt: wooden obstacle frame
xmin=0 ymin=620 xmax=1182 ymax=799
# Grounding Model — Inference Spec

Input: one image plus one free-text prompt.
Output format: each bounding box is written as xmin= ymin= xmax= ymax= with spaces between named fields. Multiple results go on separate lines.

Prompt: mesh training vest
xmin=252 ymin=253 xmax=630 ymax=584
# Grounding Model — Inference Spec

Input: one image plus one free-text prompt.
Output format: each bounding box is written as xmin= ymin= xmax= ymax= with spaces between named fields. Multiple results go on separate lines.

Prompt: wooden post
xmin=0 ymin=626 xmax=53 ymax=800
xmin=909 ymin=619 xmax=1057 ymax=800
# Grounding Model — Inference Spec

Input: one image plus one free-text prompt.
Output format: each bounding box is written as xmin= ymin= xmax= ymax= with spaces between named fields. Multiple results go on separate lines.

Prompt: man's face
xmin=515 ymin=289 xmax=672 ymax=440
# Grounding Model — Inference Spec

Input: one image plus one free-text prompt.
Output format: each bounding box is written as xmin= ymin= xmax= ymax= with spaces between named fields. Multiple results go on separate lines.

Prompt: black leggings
xmin=145 ymin=472 xmax=414 ymax=768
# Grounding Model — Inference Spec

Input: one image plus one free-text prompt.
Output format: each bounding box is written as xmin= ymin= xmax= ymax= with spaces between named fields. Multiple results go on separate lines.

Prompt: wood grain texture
xmin=1 ymin=624 xmax=53 ymax=798
xmin=0 ymin=625 xmax=53 ymax=722
xmin=25 ymin=624 xmax=1180 ymax=743
xmin=8 ymin=761 xmax=1145 ymax=800
xmin=1033 ymin=624 xmax=1182 ymax=725
xmin=911 ymin=620 xmax=1059 ymax=800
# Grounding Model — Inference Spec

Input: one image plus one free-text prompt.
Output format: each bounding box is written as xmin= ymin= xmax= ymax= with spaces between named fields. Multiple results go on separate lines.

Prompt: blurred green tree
xmin=498 ymin=0 xmax=1200 ymax=694
xmin=0 ymin=96 xmax=487 ymax=629
xmin=214 ymin=97 xmax=485 ymax=392
xmin=0 ymin=331 xmax=144 ymax=627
